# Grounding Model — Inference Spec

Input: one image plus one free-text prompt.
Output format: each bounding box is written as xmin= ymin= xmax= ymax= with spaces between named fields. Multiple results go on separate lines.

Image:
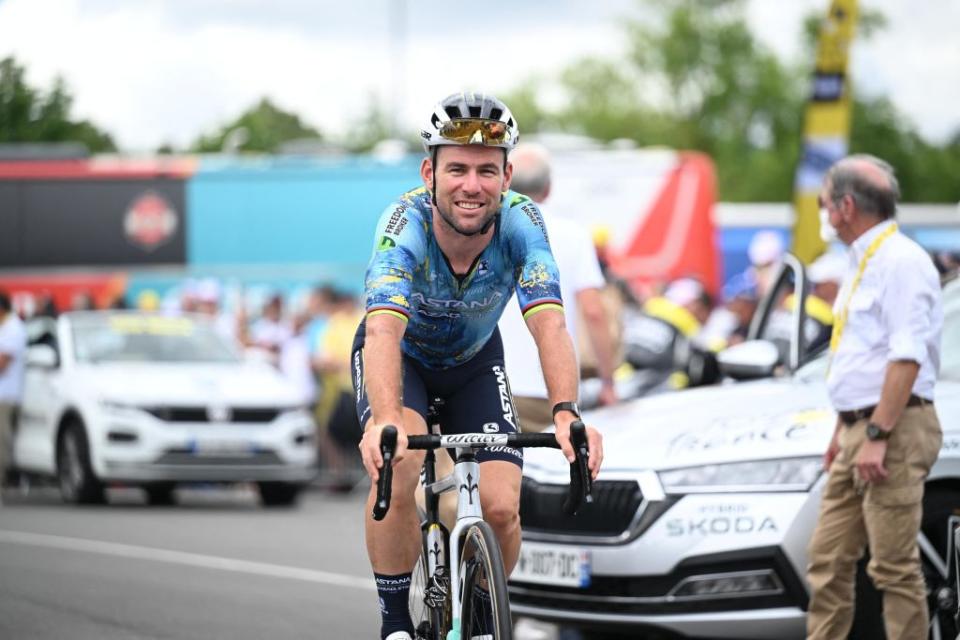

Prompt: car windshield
xmin=796 ymin=278 xmax=960 ymax=382
xmin=71 ymin=314 xmax=241 ymax=364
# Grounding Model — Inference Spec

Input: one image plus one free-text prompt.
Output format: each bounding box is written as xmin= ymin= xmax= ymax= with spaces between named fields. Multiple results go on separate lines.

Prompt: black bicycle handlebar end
xmin=562 ymin=420 xmax=593 ymax=516
xmin=372 ymin=425 xmax=399 ymax=521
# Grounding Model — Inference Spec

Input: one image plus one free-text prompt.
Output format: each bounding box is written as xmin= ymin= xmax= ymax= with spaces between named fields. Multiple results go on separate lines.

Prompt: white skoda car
xmin=14 ymin=312 xmax=317 ymax=506
xmin=511 ymin=266 xmax=960 ymax=640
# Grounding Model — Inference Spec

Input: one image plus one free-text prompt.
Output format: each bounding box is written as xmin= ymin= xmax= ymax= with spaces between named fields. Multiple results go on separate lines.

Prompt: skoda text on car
xmin=14 ymin=312 xmax=317 ymax=506
xmin=510 ymin=262 xmax=960 ymax=639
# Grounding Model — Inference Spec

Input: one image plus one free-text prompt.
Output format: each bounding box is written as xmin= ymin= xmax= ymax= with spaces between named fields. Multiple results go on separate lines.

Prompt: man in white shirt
xmin=806 ymin=155 xmax=943 ymax=640
xmin=0 ymin=291 xmax=28 ymax=494
xmin=498 ymin=143 xmax=617 ymax=430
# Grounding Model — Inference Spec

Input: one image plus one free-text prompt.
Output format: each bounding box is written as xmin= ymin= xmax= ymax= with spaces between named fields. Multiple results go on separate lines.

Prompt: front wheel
xmin=57 ymin=421 xmax=105 ymax=505
xmin=458 ymin=521 xmax=512 ymax=639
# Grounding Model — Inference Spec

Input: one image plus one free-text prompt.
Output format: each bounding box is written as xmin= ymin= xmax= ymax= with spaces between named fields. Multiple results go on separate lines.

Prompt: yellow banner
xmin=791 ymin=0 xmax=859 ymax=263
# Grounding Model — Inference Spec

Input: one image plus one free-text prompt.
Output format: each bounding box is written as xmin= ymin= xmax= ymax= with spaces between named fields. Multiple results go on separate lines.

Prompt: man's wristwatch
xmin=865 ymin=422 xmax=892 ymax=441
xmin=552 ymin=401 xmax=581 ymax=419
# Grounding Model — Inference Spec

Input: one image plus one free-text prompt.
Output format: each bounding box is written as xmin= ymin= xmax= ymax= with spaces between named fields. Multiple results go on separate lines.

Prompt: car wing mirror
xmin=717 ymin=340 xmax=780 ymax=380
xmin=27 ymin=344 xmax=59 ymax=369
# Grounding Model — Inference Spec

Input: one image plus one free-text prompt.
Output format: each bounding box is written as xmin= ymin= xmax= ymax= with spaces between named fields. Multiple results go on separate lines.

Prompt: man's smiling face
xmin=422 ymin=144 xmax=512 ymax=236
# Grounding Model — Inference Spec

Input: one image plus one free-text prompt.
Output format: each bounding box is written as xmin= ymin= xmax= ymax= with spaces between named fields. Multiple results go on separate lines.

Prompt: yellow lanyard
xmin=829 ymin=223 xmax=898 ymax=357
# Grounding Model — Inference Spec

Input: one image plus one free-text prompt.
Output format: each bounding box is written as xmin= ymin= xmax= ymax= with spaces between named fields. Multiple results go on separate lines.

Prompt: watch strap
xmin=552 ymin=401 xmax=581 ymax=419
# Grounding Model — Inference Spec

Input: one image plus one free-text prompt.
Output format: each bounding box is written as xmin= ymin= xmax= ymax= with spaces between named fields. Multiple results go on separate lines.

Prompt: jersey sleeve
xmin=502 ymin=193 xmax=564 ymax=320
xmin=363 ymin=197 xmax=427 ymax=323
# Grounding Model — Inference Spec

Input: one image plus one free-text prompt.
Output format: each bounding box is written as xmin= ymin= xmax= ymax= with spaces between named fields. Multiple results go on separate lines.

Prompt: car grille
xmin=509 ymin=546 xmax=808 ymax=615
xmin=144 ymin=407 xmax=282 ymax=423
xmin=520 ymin=478 xmax=643 ymax=537
xmin=155 ymin=450 xmax=284 ymax=465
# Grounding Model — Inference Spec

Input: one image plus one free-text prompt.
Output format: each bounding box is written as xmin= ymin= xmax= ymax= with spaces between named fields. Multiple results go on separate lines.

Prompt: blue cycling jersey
xmin=364 ymin=187 xmax=563 ymax=369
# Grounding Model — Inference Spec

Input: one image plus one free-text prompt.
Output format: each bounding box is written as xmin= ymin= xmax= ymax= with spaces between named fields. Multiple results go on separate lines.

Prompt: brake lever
xmin=372 ymin=425 xmax=398 ymax=521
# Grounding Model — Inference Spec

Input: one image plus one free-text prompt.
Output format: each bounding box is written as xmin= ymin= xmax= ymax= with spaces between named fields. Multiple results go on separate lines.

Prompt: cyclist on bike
xmin=353 ymin=92 xmax=604 ymax=640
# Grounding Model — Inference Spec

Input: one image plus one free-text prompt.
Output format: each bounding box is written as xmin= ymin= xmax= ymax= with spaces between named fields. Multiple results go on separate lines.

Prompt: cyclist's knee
xmin=392 ymin=451 xmax=426 ymax=495
xmin=483 ymin=498 xmax=520 ymax=534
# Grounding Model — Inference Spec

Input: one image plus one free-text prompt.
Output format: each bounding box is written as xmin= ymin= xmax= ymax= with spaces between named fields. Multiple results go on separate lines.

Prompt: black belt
xmin=839 ymin=394 xmax=932 ymax=426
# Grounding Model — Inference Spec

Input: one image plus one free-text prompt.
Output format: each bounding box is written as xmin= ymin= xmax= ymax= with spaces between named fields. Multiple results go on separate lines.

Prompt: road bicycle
xmin=372 ymin=406 xmax=592 ymax=640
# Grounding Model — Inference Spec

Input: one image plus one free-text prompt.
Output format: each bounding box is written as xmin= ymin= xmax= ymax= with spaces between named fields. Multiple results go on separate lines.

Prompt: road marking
xmin=0 ymin=529 xmax=376 ymax=591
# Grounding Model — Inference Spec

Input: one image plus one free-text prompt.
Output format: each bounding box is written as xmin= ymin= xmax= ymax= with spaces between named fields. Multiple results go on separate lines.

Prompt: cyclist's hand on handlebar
xmin=359 ymin=422 xmax=408 ymax=481
xmin=583 ymin=424 xmax=603 ymax=480
xmin=554 ymin=417 xmax=604 ymax=481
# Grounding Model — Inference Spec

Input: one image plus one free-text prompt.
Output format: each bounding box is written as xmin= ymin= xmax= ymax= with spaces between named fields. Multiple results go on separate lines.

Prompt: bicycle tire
xmin=458 ymin=521 xmax=512 ymax=639
xmin=410 ymin=512 xmax=451 ymax=640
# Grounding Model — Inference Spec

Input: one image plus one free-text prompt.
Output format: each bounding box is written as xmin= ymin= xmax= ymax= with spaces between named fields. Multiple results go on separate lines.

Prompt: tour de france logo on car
xmin=124 ymin=191 xmax=179 ymax=251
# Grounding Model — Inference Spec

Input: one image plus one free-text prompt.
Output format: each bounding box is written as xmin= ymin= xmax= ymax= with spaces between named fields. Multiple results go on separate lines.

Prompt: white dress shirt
xmin=499 ymin=211 xmax=605 ymax=398
xmin=826 ymin=220 xmax=942 ymax=410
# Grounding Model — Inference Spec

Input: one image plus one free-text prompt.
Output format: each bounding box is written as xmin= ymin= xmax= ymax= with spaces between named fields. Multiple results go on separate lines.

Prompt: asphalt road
xmin=0 ymin=485 xmax=382 ymax=640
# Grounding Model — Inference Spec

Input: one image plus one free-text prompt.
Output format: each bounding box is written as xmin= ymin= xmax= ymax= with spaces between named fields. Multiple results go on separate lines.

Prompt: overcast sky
xmin=0 ymin=0 xmax=956 ymax=151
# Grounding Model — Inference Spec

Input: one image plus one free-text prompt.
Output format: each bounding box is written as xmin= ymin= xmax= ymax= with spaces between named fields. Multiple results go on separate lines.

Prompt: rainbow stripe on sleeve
xmin=367 ymin=305 xmax=410 ymax=323
xmin=521 ymin=298 xmax=564 ymax=321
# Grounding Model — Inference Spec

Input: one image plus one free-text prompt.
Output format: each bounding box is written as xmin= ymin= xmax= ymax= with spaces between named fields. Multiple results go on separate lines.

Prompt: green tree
xmin=0 ymin=56 xmax=116 ymax=152
xmin=504 ymin=1 xmax=960 ymax=203
xmin=192 ymin=97 xmax=322 ymax=153
xmin=343 ymin=93 xmax=396 ymax=153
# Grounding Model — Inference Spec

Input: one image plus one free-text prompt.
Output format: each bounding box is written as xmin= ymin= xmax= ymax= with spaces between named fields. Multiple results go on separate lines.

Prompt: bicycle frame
xmin=420 ymin=445 xmax=485 ymax=632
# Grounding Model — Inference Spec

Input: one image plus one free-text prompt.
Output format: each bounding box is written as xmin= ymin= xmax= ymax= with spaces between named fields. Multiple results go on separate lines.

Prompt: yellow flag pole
xmin=791 ymin=0 xmax=859 ymax=264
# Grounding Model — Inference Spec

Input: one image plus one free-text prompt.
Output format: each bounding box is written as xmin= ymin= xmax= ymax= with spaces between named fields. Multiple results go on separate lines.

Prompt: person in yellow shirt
xmin=312 ymin=290 xmax=365 ymax=489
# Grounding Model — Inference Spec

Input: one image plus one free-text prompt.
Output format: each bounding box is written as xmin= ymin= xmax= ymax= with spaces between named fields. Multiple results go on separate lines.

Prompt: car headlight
xmin=658 ymin=456 xmax=823 ymax=494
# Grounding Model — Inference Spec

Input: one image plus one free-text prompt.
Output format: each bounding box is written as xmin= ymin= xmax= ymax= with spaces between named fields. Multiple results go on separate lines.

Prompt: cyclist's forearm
xmin=527 ymin=309 xmax=580 ymax=406
xmin=364 ymin=314 xmax=406 ymax=427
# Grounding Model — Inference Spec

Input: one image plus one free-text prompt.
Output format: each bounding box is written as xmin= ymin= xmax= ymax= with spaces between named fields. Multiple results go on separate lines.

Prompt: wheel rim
xmin=920 ymin=530 xmax=956 ymax=640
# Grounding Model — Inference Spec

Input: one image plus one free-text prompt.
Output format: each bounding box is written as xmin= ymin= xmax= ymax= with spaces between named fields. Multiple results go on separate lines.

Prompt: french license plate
xmin=512 ymin=542 xmax=591 ymax=588
xmin=190 ymin=439 xmax=254 ymax=457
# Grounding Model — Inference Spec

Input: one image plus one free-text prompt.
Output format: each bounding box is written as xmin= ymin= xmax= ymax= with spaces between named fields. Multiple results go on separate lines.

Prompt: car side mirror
xmin=27 ymin=344 xmax=58 ymax=369
xmin=717 ymin=340 xmax=780 ymax=380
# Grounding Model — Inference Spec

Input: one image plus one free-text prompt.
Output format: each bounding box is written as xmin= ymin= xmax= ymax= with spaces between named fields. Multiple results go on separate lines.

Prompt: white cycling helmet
xmin=420 ymin=92 xmax=519 ymax=153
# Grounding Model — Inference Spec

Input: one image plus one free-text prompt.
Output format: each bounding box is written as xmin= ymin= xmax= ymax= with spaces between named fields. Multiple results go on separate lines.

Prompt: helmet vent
xmin=444 ymin=106 xmax=462 ymax=119
xmin=489 ymin=108 xmax=503 ymax=121
xmin=468 ymin=105 xmax=482 ymax=118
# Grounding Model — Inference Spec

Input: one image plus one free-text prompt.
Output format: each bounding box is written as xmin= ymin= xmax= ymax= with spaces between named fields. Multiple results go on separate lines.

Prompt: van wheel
xmin=258 ymin=482 xmax=301 ymax=507
xmin=144 ymin=482 xmax=177 ymax=506
xmin=57 ymin=421 xmax=105 ymax=505
xmin=849 ymin=486 xmax=960 ymax=640
xmin=920 ymin=487 xmax=960 ymax=640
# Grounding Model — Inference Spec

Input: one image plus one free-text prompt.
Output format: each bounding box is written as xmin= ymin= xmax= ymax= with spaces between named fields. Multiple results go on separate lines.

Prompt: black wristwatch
xmin=865 ymin=422 xmax=892 ymax=441
xmin=552 ymin=401 xmax=581 ymax=419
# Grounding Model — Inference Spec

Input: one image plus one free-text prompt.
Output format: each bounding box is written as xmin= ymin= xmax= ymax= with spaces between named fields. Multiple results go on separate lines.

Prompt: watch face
xmin=867 ymin=423 xmax=889 ymax=440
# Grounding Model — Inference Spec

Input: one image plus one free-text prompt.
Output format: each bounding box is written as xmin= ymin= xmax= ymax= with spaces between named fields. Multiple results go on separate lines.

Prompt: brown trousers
xmin=806 ymin=403 xmax=942 ymax=640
